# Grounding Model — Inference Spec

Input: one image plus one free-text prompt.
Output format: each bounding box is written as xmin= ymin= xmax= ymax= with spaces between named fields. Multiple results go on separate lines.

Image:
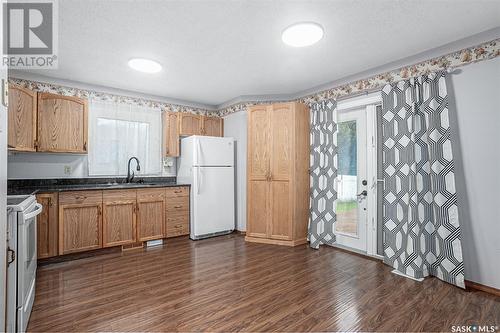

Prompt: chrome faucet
xmin=126 ymin=157 xmax=141 ymax=183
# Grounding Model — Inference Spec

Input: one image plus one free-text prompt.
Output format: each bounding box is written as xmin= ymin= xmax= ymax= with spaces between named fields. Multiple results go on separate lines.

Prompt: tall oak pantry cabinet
xmin=246 ymin=102 xmax=310 ymax=246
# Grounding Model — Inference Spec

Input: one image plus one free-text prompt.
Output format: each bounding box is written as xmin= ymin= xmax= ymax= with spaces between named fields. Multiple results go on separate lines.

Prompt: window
xmin=88 ymin=100 xmax=162 ymax=176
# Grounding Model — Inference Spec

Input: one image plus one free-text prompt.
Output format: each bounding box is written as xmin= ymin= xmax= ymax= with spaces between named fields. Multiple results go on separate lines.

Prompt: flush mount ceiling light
xmin=281 ymin=22 xmax=324 ymax=47
xmin=128 ymin=58 xmax=162 ymax=73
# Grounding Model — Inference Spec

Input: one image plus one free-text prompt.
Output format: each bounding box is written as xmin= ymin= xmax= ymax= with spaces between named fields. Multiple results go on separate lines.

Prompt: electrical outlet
xmin=64 ymin=165 xmax=72 ymax=175
xmin=163 ymin=158 xmax=174 ymax=168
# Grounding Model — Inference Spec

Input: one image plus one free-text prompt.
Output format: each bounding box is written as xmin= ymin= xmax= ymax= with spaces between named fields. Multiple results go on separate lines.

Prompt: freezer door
xmin=193 ymin=136 xmax=234 ymax=167
xmin=191 ymin=166 xmax=235 ymax=238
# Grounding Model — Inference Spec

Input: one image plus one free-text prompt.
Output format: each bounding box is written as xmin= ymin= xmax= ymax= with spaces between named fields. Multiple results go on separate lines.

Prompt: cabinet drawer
xmin=103 ymin=189 xmax=136 ymax=202
xmin=137 ymin=188 xmax=165 ymax=201
xmin=165 ymin=196 xmax=189 ymax=212
xmin=59 ymin=190 xmax=103 ymax=205
xmin=166 ymin=212 xmax=189 ymax=237
xmin=165 ymin=186 xmax=189 ymax=198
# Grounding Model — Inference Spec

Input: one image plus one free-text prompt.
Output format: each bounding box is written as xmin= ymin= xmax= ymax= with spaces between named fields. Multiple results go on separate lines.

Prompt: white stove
xmin=6 ymin=195 xmax=42 ymax=332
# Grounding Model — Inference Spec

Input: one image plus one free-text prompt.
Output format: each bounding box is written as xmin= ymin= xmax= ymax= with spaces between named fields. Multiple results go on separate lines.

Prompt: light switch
xmin=64 ymin=165 xmax=72 ymax=175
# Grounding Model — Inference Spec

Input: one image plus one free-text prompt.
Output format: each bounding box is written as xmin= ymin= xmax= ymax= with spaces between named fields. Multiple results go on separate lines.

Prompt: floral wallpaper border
xmin=8 ymin=77 xmax=219 ymax=116
xmin=218 ymin=38 xmax=500 ymax=116
xmin=9 ymin=38 xmax=500 ymax=118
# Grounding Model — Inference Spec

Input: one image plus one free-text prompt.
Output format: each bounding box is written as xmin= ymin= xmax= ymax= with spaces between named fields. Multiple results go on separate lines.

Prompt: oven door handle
xmin=24 ymin=203 xmax=43 ymax=220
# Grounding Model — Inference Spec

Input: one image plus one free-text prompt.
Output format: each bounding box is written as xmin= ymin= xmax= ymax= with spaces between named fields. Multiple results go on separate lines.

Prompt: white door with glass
xmin=335 ymin=108 xmax=368 ymax=252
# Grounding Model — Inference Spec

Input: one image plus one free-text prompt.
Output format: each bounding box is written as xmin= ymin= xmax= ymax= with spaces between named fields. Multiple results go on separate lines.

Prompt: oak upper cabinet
xmin=165 ymin=187 xmax=190 ymax=238
xmin=202 ymin=116 xmax=223 ymax=137
xmin=102 ymin=190 xmax=137 ymax=247
xmin=246 ymin=102 xmax=310 ymax=246
xmin=163 ymin=111 xmax=180 ymax=157
xmin=136 ymin=188 xmax=165 ymax=241
xmin=179 ymin=113 xmax=202 ymax=136
xmin=58 ymin=191 xmax=103 ymax=255
xmin=37 ymin=92 xmax=88 ymax=153
xmin=36 ymin=193 xmax=59 ymax=258
xmin=7 ymin=84 xmax=37 ymax=151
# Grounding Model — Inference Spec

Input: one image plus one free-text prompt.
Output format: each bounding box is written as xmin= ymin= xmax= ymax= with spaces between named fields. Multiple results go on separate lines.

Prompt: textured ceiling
xmin=26 ymin=0 xmax=500 ymax=106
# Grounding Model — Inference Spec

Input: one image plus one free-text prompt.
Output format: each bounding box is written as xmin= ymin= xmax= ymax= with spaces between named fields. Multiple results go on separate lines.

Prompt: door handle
xmin=356 ymin=190 xmax=367 ymax=202
xmin=7 ymin=247 xmax=15 ymax=266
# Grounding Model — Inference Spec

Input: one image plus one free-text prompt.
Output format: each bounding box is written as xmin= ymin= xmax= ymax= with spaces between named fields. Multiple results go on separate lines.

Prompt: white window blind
xmin=88 ymin=100 xmax=162 ymax=176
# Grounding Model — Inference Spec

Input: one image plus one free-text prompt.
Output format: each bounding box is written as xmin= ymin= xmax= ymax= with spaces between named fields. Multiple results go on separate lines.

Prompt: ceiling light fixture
xmin=128 ymin=58 xmax=162 ymax=73
xmin=281 ymin=22 xmax=324 ymax=47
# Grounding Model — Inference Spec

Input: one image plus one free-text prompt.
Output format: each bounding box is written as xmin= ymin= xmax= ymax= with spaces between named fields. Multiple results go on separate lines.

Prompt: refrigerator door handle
xmin=197 ymin=167 xmax=203 ymax=195
xmin=196 ymin=138 xmax=203 ymax=166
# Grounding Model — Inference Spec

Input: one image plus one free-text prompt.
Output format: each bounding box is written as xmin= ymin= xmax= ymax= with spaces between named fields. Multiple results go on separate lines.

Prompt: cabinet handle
xmin=48 ymin=197 xmax=53 ymax=207
xmin=83 ymin=142 xmax=87 ymax=151
xmin=75 ymin=196 xmax=86 ymax=200
xmin=174 ymin=190 xmax=182 ymax=193
xmin=98 ymin=206 xmax=102 ymax=216
xmin=174 ymin=205 xmax=182 ymax=209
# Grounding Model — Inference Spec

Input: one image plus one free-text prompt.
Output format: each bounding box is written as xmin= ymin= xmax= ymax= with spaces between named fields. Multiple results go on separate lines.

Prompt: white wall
xmin=8 ymin=152 xmax=88 ymax=179
xmin=223 ymin=111 xmax=247 ymax=231
xmin=7 ymin=152 xmax=177 ymax=179
xmin=448 ymin=57 xmax=500 ymax=289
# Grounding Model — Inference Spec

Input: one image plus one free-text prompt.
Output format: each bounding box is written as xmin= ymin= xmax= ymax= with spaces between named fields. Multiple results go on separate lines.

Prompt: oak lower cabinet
xmin=36 ymin=193 xmax=58 ymax=258
xmin=136 ymin=188 xmax=166 ymax=241
xmin=40 ymin=186 xmax=189 ymax=259
xmin=102 ymin=190 xmax=137 ymax=247
xmin=58 ymin=191 xmax=103 ymax=254
xmin=165 ymin=187 xmax=190 ymax=237
xmin=37 ymin=92 xmax=88 ymax=153
xmin=8 ymin=84 xmax=37 ymax=152
xmin=246 ymin=102 xmax=310 ymax=246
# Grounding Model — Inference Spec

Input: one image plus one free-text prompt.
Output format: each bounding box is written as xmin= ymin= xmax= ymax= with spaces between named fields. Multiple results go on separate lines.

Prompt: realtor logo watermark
xmin=2 ymin=0 xmax=58 ymax=68
xmin=451 ymin=325 xmax=498 ymax=332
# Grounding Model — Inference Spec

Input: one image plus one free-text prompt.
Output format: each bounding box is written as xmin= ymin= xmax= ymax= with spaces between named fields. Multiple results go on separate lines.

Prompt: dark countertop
xmin=8 ymin=177 xmax=190 ymax=195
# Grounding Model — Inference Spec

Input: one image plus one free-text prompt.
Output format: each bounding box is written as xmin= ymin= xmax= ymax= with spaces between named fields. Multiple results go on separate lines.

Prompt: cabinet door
xmin=37 ymin=93 xmax=88 ymax=153
xmin=270 ymin=181 xmax=292 ymax=240
xmin=103 ymin=190 xmax=136 ymax=247
xmin=247 ymin=180 xmax=269 ymax=238
xmin=270 ymin=103 xmax=293 ymax=181
xmin=163 ymin=111 xmax=179 ymax=157
xmin=59 ymin=191 xmax=103 ymax=254
xmin=202 ymin=116 xmax=223 ymax=137
xmin=179 ymin=113 xmax=202 ymax=136
xmin=247 ymin=105 xmax=270 ymax=180
xmin=7 ymin=84 xmax=37 ymax=151
xmin=36 ymin=193 xmax=58 ymax=258
xmin=137 ymin=188 xmax=165 ymax=241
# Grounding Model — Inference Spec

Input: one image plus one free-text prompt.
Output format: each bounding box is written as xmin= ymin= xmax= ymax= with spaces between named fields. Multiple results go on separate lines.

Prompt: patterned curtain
xmin=308 ymin=99 xmax=338 ymax=249
xmin=381 ymin=71 xmax=465 ymax=288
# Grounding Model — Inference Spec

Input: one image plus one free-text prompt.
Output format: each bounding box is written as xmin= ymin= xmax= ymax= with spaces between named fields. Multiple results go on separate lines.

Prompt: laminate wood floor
xmin=28 ymin=234 xmax=500 ymax=332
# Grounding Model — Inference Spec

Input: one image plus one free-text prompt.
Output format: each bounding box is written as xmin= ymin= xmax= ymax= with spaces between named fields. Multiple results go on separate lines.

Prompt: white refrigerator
xmin=177 ymin=136 xmax=235 ymax=240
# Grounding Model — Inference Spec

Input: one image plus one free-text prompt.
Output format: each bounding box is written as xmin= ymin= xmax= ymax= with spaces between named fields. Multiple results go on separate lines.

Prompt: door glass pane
xmin=336 ymin=120 xmax=358 ymax=236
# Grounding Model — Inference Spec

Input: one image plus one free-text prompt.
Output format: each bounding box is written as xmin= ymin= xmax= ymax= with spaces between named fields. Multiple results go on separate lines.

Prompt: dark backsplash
xmin=8 ymin=176 xmax=177 ymax=194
